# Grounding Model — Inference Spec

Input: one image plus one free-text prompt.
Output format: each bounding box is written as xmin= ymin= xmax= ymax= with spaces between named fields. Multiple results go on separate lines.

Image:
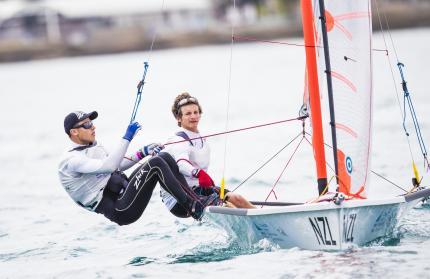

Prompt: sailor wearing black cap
xmin=58 ymin=111 xmax=210 ymax=225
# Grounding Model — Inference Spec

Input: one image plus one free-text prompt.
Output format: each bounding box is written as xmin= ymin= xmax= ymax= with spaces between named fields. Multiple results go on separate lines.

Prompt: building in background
xmin=0 ymin=0 xmax=429 ymax=62
xmin=0 ymin=0 xmax=215 ymax=61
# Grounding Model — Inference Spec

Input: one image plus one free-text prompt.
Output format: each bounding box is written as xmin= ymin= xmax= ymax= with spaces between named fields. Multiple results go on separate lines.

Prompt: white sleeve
xmin=68 ymin=139 xmax=130 ymax=174
xmin=118 ymin=151 xmax=140 ymax=171
xmin=164 ymin=136 xmax=195 ymax=177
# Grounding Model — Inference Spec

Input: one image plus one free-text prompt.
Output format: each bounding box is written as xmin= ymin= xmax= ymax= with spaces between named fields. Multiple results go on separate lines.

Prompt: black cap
xmin=64 ymin=111 xmax=98 ymax=136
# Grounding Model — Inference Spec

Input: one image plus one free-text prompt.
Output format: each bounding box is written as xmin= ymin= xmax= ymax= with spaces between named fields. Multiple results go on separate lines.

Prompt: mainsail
xmin=205 ymin=0 xmax=430 ymax=252
xmin=306 ymin=0 xmax=373 ymax=198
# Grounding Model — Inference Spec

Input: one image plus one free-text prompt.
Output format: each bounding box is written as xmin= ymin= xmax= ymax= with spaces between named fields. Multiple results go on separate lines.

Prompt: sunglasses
xmin=177 ymin=97 xmax=198 ymax=108
xmin=73 ymin=120 xmax=94 ymax=129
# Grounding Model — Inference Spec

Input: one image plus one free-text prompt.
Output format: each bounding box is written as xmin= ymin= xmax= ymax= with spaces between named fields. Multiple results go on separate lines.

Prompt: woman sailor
xmin=161 ymin=92 xmax=255 ymax=218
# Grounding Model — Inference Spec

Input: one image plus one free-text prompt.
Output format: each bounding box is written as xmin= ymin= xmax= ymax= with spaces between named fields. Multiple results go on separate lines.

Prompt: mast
xmin=317 ymin=0 xmax=340 ymax=189
xmin=301 ymin=0 xmax=328 ymax=195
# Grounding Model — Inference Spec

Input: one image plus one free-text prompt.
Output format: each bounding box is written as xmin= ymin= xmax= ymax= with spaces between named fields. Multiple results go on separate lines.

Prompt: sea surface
xmin=1 ymin=28 xmax=430 ymax=278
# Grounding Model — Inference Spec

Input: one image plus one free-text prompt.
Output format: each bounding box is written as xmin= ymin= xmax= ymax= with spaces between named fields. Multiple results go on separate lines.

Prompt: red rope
xmin=164 ymin=116 xmax=306 ymax=146
xmin=233 ymin=35 xmax=388 ymax=54
xmin=264 ymin=136 xmax=305 ymax=203
xmin=124 ymin=117 xmax=304 ymax=169
xmin=234 ymin=35 xmax=318 ymax=48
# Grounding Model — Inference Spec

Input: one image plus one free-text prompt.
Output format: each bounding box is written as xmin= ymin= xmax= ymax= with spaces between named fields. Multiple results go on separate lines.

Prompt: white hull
xmin=205 ymin=190 xmax=430 ymax=250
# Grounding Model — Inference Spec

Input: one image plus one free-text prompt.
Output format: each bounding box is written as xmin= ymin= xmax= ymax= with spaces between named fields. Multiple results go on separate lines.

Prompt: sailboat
xmin=204 ymin=0 xmax=430 ymax=250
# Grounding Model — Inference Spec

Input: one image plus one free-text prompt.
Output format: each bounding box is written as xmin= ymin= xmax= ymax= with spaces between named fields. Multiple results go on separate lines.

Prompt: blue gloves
xmin=123 ymin=122 xmax=141 ymax=142
xmin=141 ymin=143 xmax=164 ymax=157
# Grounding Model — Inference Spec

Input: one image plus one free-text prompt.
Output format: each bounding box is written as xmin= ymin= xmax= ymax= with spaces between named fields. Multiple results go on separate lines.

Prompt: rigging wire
xmin=146 ymin=0 xmax=166 ymax=61
xmin=130 ymin=62 xmax=149 ymax=123
xmin=305 ymin=131 xmax=408 ymax=193
xmin=397 ymin=63 xmax=430 ymax=171
xmin=220 ymin=0 xmax=237 ymax=199
xmin=306 ymin=175 xmax=336 ymax=203
xmin=374 ymin=0 xmax=429 ymax=178
xmin=233 ymin=35 xmax=388 ymax=54
xmin=371 ymin=170 xmax=408 ymax=193
xmin=128 ymin=0 xmax=166 ymax=124
xmin=264 ymin=136 xmax=306 ymax=203
xmin=374 ymin=0 xmax=414 ymax=159
xmin=164 ymin=116 xmax=306 ymax=146
xmin=231 ymin=132 xmax=303 ymax=192
xmin=124 ymin=121 xmax=306 ymax=192
xmin=204 ymin=1 xmax=426 ymax=202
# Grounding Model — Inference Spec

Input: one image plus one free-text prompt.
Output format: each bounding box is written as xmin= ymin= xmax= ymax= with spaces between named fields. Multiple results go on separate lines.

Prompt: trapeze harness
xmin=162 ymin=130 xmax=228 ymax=218
xmin=58 ymin=140 xmax=198 ymax=225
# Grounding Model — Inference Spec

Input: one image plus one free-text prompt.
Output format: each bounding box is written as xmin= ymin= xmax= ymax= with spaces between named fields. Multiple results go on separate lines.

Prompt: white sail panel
xmin=313 ymin=0 xmax=373 ymax=198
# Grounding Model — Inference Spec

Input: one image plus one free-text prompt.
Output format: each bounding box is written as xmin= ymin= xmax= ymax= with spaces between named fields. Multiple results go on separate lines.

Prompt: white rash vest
xmin=58 ymin=139 xmax=141 ymax=211
xmin=160 ymin=128 xmax=210 ymax=210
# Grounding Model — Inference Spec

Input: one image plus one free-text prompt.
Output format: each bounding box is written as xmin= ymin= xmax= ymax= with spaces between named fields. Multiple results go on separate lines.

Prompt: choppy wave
xmin=169 ymin=238 xmax=279 ymax=264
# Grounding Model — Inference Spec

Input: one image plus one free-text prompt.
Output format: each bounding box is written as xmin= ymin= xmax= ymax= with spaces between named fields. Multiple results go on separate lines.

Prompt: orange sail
xmin=301 ymin=0 xmax=328 ymax=195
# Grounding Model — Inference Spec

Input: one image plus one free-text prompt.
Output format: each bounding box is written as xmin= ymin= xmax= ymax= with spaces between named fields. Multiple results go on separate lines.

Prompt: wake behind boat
xmin=204 ymin=0 xmax=430 ymax=250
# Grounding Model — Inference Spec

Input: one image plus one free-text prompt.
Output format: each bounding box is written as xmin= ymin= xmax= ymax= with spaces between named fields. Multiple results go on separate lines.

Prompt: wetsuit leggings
xmin=95 ymin=152 xmax=196 ymax=225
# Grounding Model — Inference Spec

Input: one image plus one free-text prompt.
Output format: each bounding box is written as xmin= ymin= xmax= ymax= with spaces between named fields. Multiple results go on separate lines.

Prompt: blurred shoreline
xmin=1 ymin=1 xmax=429 ymax=63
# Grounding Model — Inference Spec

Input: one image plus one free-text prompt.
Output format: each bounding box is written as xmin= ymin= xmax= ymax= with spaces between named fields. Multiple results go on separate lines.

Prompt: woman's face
xmin=178 ymin=104 xmax=201 ymax=132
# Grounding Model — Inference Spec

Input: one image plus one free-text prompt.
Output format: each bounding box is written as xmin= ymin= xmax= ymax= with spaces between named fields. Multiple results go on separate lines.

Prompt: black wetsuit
xmin=95 ymin=153 xmax=199 ymax=225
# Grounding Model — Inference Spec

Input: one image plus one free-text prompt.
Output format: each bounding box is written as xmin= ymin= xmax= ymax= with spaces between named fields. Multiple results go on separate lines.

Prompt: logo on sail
xmin=324 ymin=10 xmax=370 ymax=41
xmin=346 ymin=156 xmax=353 ymax=174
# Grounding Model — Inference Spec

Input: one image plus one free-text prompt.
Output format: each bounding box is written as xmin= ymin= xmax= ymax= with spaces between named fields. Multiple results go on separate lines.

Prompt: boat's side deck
xmin=206 ymin=195 xmax=408 ymax=216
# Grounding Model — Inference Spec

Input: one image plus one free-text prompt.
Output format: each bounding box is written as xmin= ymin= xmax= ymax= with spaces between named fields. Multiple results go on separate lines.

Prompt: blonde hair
xmin=171 ymin=92 xmax=202 ymax=127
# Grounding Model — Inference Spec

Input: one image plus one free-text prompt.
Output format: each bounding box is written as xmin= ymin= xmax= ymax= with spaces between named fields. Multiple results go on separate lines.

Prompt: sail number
xmin=309 ymin=217 xmax=337 ymax=246
xmin=309 ymin=214 xmax=357 ymax=246
xmin=343 ymin=213 xmax=357 ymax=243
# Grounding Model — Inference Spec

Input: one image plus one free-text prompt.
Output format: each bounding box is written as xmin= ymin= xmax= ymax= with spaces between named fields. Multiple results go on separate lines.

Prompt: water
xmin=1 ymin=28 xmax=430 ymax=278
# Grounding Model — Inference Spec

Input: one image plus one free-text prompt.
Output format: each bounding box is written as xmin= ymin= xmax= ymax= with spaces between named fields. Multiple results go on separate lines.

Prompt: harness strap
xmin=175 ymin=131 xmax=194 ymax=146
xmin=69 ymin=142 xmax=97 ymax=152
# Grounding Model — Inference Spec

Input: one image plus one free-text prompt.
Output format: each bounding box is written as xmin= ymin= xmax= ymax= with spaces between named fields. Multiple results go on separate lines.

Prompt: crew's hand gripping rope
xmin=130 ymin=62 xmax=149 ymax=124
xmin=397 ymin=62 xmax=430 ymax=185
